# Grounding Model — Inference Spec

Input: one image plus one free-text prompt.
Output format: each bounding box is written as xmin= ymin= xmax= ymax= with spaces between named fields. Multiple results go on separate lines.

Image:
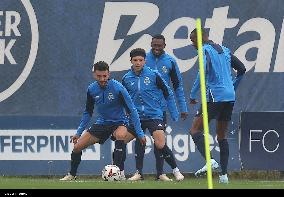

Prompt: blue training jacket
xmin=76 ymin=79 xmax=144 ymax=139
xmin=146 ymin=50 xmax=188 ymax=113
xmin=122 ymin=66 xmax=179 ymax=121
xmin=190 ymin=41 xmax=246 ymax=102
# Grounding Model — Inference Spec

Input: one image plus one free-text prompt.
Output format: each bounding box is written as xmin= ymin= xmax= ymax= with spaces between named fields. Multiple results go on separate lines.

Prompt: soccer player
xmin=144 ymin=34 xmax=189 ymax=177
xmin=60 ymin=61 xmax=146 ymax=181
xmin=123 ymin=48 xmax=184 ymax=181
xmin=189 ymin=28 xmax=246 ymax=183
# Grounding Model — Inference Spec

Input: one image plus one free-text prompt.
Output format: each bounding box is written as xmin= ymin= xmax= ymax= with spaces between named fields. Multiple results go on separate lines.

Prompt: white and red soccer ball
xmin=101 ymin=164 xmax=121 ymax=181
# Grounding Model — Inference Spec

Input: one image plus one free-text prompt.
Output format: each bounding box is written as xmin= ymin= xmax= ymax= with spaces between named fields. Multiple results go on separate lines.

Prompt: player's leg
xmin=191 ymin=103 xmax=219 ymax=177
xmin=216 ymin=102 xmax=234 ymax=184
xmin=71 ymin=131 xmax=99 ymax=175
xmin=153 ymin=111 xmax=167 ymax=180
xmin=60 ymin=127 xmax=99 ymax=181
xmin=152 ymin=129 xmax=172 ymax=181
xmin=121 ymin=128 xmax=136 ymax=180
xmin=216 ymin=120 xmax=229 ymax=183
xmin=133 ymin=137 xmax=145 ymax=177
xmin=128 ymin=138 xmax=145 ymax=181
xmin=150 ymin=119 xmax=183 ymax=181
xmin=112 ymin=125 xmax=135 ymax=174
xmin=190 ymin=114 xmax=206 ymax=158
xmin=128 ymin=122 xmax=146 ymax=181
xmin=154 ymin=145 xmax=164 ymax=178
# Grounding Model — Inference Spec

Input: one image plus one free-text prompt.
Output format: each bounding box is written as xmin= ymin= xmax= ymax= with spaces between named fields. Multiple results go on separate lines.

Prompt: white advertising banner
xmin=0 ymin=130 xmax=100 ymax=160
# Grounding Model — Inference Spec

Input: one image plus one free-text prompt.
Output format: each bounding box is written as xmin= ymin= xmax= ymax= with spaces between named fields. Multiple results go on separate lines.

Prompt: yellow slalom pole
xmin=196 ymin=18 xmax=213 ymax=189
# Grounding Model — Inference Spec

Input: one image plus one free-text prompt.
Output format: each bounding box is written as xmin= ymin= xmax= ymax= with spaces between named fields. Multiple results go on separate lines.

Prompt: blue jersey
xmin=190 ymin=42 xmax=246 ymax=102
xmin=146 ymin=51 xmax=188 ymax=113
xmin=76 ymin=79 xmax=144 ymax=138
xmin=122 ymin=66 xmax=179 ymax=121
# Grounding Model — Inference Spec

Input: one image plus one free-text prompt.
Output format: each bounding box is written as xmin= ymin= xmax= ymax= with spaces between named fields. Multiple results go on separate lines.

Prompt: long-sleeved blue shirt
xmin=122 ymin=66 xmax=179 ymax=121
xmin=146 ymin=50 xmax=188 ymax=113
xmin=76 ymin=79 xmax=144 ymax=139
xmin=190 ymin=41 xmax=246 ymax=102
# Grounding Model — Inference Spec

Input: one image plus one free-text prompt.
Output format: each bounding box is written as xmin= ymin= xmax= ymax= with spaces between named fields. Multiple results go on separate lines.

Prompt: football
xmin=101 ymin=164 xmax=121 ymax=181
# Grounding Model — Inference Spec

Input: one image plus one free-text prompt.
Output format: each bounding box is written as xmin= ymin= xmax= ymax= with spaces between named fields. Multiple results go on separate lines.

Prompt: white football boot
xmin=120 ymin=170 xmax=126 ymax=181
xmin=60 ymin=173 xmax=76 ymax=181
xmin=195 ymin=159 xmax=219 ymax=177
xmin=128 ymin=170 xmax=144 ymax=181
xmin=219 ymin=174 xmax=229 ymax=184
xmin=157 ymin=174 xmax=173 ymax=181
xmin=173 ymin=168 xmax=184 ymax=181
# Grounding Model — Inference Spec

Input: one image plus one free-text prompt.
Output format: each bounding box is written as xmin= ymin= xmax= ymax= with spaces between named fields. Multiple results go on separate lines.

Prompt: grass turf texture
xmin=1 ymin=174 xmax=284 ymax=189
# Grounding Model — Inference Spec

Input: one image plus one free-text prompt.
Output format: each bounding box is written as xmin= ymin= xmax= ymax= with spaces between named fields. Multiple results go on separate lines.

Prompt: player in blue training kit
xmin=146 ymin=34 xmax=188 ymax=121
xmin=189 ymin=29 xmax=246 ymax=184
xmin=122 ymin=48 xmax=184 ymax=181
xmin=60 ymin=61 xmax=146 ymax=181
xmin=145 ymin=34 xmax=189 ymax=176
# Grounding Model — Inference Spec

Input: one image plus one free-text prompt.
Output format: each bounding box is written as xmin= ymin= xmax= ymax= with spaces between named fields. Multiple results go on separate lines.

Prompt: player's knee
xmin=73 ymin=145 xmax=82 ymax=153
xmin=114 ymin=132 xmax=126 ymax=140
xmin=124 ymin=133 xmax=134 ymax=143
xmin=190 ymin=123 xmax=202 ymax=134
xmin=190 ymin=128 xmax=201 ymax=135
xmin=217 ymin=135 xmax=226 ymax=141
xmin=189 ymin=128 xmax=195 ymax=135
xmin=154 ymin=142 xmax=165 ymax=150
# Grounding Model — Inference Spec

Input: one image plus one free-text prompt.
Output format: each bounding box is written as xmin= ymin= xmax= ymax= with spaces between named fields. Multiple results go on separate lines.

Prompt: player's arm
xmin=119 ymin=84 xmax=145 ymax=141
xmin=156 ymin=72 xmax=179 ymax=121
xmin=231 ymin=53 xmax=246 ymax=90
xmin=75 ymin=89 xmax=94 ymax=137
xmin=189 ymin=71 xmax=200 ymax=104
xmin=190 ymin=49 xmax=209 ymax=104
xmin=169 ymin=60 xmax=189 ymax=114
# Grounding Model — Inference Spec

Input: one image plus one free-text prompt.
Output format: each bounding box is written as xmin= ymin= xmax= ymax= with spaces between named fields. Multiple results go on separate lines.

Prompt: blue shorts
xmin=195 ymin=102 xmax=234 ymax=121
xmin=129 ymin=119 xmax=165 ymax=137
xmin=87 ymin=123 xmax=126 ymax=144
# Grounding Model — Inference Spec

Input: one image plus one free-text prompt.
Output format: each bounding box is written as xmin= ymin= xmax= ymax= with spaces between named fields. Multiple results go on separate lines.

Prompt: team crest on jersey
xmin=129 ymin=81 xmax=135 ymax=86
xmin=108 ymin=92 xmax=114 ymax=101
xmin=144 ymin=77 xmax=150 ymax=85
xmin=162 ymin=66 xmax=168 ymax=73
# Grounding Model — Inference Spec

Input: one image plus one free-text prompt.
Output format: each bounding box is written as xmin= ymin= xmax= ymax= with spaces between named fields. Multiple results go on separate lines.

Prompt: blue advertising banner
xmin=0 ymin=0 xmax=284 ymax=175
xmin=240 ymin=112 xmax=284 ymax=170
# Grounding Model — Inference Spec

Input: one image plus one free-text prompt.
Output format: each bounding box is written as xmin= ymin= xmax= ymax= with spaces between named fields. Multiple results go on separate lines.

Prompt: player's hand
xmin=190 ymin=98 xmax=198 ymax=105
xmin=139 ymin=136 xmax=147 ymax=146
xmin=70 ymin=135 xmax=80 ymax=144
xmin=180 ymin=112 xmax=189 ymax=120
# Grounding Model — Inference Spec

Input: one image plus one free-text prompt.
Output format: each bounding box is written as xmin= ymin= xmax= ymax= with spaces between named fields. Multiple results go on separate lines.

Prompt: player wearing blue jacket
xmin=60 ymin=61 xmax=146 ymax=181
xmin=123 ymin=48 xmax=184 ymax=181
xmin=146 ymin=34 xmax=188 ymax=120
xmin=189 ymin=29 xmax=246 ymax=184
xmin=145 ymin=34 xmax=189 ymax=179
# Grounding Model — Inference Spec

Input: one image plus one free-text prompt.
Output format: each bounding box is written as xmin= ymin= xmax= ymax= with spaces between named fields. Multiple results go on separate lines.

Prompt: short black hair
xmin=190 ymin=28 xmax=209 ymax=36
xmin=92 ymin=61 xmax=109 ymax=72
xmin=152 ymin=34 xmax=165 ymax=42
xmin=130 ymin=48 xmax=146 ymax=59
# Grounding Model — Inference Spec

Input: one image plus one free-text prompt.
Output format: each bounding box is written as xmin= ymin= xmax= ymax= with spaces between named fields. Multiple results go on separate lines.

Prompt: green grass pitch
xmin=1 ymin=176 xmax=284 ymax=189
